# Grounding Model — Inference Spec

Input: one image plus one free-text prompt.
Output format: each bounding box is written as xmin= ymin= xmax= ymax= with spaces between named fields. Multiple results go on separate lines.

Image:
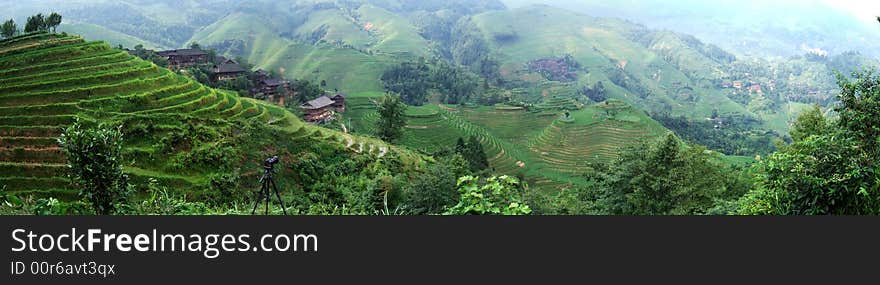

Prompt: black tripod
xmin=251 ymin=156 xmax=287 ymax=215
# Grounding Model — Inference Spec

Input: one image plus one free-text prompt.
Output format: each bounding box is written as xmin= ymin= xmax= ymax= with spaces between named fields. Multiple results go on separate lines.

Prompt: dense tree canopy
xmin=24 ymin=14 xmax=45 ymax=33
xmin=381 ymin=61 xmax=430 ymax=105
xmin=740 ymin=71 xmax=880 ymax=215
xmin=585 ymin=133 xmax=746 ymax=215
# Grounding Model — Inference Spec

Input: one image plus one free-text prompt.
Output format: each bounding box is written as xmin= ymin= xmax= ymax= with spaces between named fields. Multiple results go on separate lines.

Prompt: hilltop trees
xmin=376 ymin=94 xmax=407 ymax=142
xmin=58 ymin=120 xmax=131 ymax=215
xmin=22 ymin=12 xmax=61 ymax=33
xmin=47 ymin=13 xmax=62 ymax=32
xmin=1 ymin=19 xmax=16 ymax=39
xmin=24 ymin=14 xmax=44 ymax=33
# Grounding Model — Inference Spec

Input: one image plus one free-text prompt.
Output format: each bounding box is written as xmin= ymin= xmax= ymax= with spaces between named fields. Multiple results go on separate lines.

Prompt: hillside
xmin=0 ymin=32 xmax=420 ymax=200
xmin=469 ymin=5 xmax=750 ymax=119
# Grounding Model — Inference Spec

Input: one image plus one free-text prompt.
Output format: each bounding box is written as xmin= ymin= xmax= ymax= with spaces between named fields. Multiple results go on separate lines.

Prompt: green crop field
xmin=0 ymin=32 xmax=423 ymax=199
xmin=343 ymin=96 xmax=672 ymax=191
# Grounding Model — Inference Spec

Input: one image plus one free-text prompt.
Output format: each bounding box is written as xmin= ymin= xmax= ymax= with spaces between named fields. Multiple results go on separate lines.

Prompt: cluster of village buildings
xmin=720 ymin=80 xmax=767 ymax=94
xmin=148 ymin=47 xmax=345 ymax=124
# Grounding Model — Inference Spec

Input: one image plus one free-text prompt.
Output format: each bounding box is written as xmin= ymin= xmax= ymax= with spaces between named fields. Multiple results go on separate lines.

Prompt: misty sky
xmin=820 ymin=0 xmax=880 ymax=24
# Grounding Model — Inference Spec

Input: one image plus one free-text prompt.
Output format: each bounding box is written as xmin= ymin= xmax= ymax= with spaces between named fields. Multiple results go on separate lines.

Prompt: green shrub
xmin=57 ymin=119 xmax=132 ymax=215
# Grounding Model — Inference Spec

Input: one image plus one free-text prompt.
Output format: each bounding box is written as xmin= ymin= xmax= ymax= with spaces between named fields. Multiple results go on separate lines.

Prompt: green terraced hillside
xmin=0 ymin=32 xmax=421 ymax=199
xmin=344 ymin=97 xmax=670 ymax=192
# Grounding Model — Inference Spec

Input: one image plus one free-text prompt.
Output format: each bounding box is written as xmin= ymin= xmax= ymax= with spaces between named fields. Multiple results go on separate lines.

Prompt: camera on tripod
xmin=253 ymin=155 xmax=286 ymax=215
xmin=264 ymin=155 xmax=279 ymax=169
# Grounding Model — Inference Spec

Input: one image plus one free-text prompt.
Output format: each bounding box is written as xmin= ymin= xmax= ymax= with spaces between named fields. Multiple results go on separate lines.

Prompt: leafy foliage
xmin=57 ymin=120 xmax=131 ymax=215
xmin=741 ymin=71 xmax=880 ymax=215
xmin=788 ymin=104 xmax=829 ymax=142
xmin=403 ymin=154 xmax=469 ymax=214
xmin=445 ymin=175 xmax=532 ymax=215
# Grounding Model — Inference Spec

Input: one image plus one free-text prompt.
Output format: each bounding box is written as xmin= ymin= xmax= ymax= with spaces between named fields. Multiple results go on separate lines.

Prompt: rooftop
xmin=301 ymin=95 xmax=335 ymax=109
xmin=215 ymin=62 xmax=247 ymax=73
xmin=157 ymin=48 xmax=207 ymax=57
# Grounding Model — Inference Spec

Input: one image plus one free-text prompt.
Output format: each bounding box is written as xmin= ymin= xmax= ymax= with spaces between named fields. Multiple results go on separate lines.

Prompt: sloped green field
xmin=344 ymin=97 xmax=670 ymax=192
xmin=471 ymin=5 xmax=751 ymax=119
xmin=0 ymin=33 xmax=421 ymax=199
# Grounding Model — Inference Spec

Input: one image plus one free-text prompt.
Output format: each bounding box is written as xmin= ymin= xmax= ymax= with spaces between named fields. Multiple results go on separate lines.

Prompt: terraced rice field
xmin=342 ymin=94 xmax=668 ymax=192
xmin=0 ymin=33 xmax=416 ymax=198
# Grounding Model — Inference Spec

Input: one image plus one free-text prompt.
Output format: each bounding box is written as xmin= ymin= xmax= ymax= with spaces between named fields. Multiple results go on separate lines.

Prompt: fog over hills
xmin=503 ymin=0 xmax=880 ymax=58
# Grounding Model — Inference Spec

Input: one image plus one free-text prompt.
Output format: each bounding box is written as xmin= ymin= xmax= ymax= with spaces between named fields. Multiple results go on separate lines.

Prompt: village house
xmin=748 ymin=84 xmax=763 ymax=94
xmin=257 ymin=78 xmax=290 ymax=98
xmin=249 ymin=69 xmax=290 ymax=99
xmin=330 ymin=92 xmax=346 ymax=112
xmin=212 ymin=59 xmax=247 ymax=81
xmin=299 ymin=93 xmax=346 ymax=123
xmin=732 ymin=80 xmax=744 ymax=89
xmin=157 ymin=48 xmax=208 ymax=68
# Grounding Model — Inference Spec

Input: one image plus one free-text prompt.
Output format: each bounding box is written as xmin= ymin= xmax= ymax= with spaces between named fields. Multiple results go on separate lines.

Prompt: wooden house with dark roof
xmin=211 ymin=59 xmax=247 ymax=81
xmin=299 ymin=93 xmax=346 ymax=123
xmin=157 ymin=48 xmax=208 ymax=67
xmin=300 ymin=95 xmax=336 ymax=123
xmin=330 ymin=92 xmax=346 ymax=112
xmin=257 ymin=78 xmax=290 ymax=98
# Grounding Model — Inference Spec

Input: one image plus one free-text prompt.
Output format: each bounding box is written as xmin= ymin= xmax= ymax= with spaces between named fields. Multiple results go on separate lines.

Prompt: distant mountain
xmin=502 ymin=0 xmax=880 ymax=58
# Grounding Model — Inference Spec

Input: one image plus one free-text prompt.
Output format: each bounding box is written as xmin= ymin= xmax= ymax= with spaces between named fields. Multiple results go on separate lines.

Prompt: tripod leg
xmin=252 ymin=181 xmax=265 ymax=215
xmin=265 ymin=184 xmax=269 ymax=215
xmin=270 ymin=178 xmax=287 ymax=215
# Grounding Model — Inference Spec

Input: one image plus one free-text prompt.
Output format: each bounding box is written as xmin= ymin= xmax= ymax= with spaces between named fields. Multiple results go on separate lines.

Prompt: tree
xmin=788 ymin=104 xmax=828 ymax=142
xmin=292 ymin=79 xmax=324 ymax=104
xmin=189 ymin=42 xmax=201 ymax=49
xmin=24 ymin=14 xmax=45 ymax=33
xmin=57 ymin=120 xmax=131 ymax=215
xmin=588 ymin=133 xmax=733 ymax=215
xmin=1 ymin=19 xmax=16 ymax=39
xmin=444 ymin=175 xmax=532 ymax=215
xmin=740 ymin=71 xmax=880 ymax=215
xmin=835 ymin=71 xmax=880 ymax=155
xmin=465 ymin=136 xmax=489 ymax=171
xmin=375 ymin=94 xmax=407 ymax=142
xmin=46 ymin=12 xmax=62 ymax=33
xmin=404 ymin=154 xmax=469 ymax=214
